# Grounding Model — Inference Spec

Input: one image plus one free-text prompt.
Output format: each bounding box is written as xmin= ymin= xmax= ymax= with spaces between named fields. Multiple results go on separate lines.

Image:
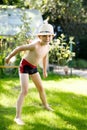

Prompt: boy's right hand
xmin=5 ymin=57 xmax=10 ymax=64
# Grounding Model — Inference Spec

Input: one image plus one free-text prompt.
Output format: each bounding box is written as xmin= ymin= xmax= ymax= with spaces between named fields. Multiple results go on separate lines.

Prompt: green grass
xmin=0 ymin=73 xmax=87 ymax=130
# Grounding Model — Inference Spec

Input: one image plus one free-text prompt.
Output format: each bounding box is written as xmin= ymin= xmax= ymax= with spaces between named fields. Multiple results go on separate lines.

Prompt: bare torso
xmin=23 ymin=40 xmax=50 ymax=66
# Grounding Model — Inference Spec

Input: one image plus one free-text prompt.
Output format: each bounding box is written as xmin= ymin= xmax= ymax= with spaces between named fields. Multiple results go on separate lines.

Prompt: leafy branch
xmin=49 ymin=34 xmax=75 ymax=66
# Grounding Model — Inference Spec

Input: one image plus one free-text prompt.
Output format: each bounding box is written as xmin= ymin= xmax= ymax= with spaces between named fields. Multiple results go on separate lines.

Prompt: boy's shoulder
xmin=31 ymin=38 xmax=40 ymax=45
xmin=31 ymin=39 xmax=41 ymax=48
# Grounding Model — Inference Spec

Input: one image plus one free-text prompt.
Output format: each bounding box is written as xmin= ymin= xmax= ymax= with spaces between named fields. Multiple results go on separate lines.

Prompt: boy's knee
xmin=21 ymin=89 xmax=28 ymax=96
xmin=24 ymin=90 xmax=28 ymax=96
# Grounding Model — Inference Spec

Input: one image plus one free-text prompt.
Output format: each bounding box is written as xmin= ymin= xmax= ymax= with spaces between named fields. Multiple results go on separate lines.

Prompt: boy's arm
xmin=5 ymin=43 xmax=35 ymax=64
xmin=43 ymin=55 xmax=48 ymax=78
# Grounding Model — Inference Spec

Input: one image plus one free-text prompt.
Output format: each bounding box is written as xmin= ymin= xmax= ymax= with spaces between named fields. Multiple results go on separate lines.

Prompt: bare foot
xmin=44 ymin=105 xmax=54 ymax=111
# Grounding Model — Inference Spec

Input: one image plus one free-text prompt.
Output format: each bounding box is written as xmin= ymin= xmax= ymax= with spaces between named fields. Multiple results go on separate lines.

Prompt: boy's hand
xmin=5 ymin=57 xmax=10 ymax=64
xmin=43 ymin=71 xmax=48 ymax=78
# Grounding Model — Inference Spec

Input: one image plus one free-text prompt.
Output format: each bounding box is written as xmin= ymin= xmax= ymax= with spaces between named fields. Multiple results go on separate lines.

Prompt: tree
xmin=1 ymin=0 xmax=87 ymax=36
xmin=0 ymin=0 xmax=24 ymax=6
xmin=42 ymin=0 xmax=87 ymax=37
xmin=24 ymin=0 xmax=87 ymax=37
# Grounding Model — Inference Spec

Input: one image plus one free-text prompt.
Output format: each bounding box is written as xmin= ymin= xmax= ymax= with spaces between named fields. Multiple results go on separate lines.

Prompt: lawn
xmin=0 ymin=73 xmax=87 ymax=130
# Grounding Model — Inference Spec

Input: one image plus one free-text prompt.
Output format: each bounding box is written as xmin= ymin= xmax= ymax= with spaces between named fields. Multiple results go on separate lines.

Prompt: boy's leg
xmin=30 ymin=72 xmax=53 ymax=111
xmin=14 ymin=73 xmax=29 ymax=125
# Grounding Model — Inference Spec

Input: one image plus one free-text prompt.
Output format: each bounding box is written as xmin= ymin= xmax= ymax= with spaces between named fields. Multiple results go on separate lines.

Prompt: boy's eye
xmin=43 ymin=35 xmax=51 ymax=37
xmin=43 ymin=35 xmax=47 ymax=37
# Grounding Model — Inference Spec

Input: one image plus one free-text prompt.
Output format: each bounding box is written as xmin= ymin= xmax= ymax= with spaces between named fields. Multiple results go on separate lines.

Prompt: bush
xmin=49 ymin=34 xmax=75 ymax=66
xmin=76 ymin=36 xmax=87 ymax=60
xmin=69 ymin=58 xmax=87 ymax=69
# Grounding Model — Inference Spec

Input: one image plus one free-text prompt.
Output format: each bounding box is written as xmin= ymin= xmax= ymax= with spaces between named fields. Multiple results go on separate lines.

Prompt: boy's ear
xmin=38 ymin=35 xmax=41 ymax=38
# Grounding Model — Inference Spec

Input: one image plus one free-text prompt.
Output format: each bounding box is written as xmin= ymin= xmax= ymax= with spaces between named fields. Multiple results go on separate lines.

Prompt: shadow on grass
xmin=56 ymin=111 xmax=87 ymax=130
xmin=50 ymin=91 xmax=87 ymax=130
xmin=0 ymin=74 xmax=87 ymax=130
xmin=0 ymin=71 xmax=80 ymax=81
xmin=0 ymin=105 xmax=15 ymax=130
xmin=0 ymin=91 xmax=87 ymax=130
xmin=0 ymin=78 xmax=20 ymax=96
xmin=42 ymin=72 xmax=80 ymax=81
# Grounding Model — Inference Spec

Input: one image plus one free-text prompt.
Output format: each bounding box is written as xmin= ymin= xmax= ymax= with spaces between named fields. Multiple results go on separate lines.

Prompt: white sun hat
xmin=37 ymin=22 xmax=55 ymax=36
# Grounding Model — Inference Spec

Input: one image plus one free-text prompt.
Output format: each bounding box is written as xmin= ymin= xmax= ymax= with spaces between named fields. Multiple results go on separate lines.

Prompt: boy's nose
xmin=46 ymin=35 xmax=49 ymax=39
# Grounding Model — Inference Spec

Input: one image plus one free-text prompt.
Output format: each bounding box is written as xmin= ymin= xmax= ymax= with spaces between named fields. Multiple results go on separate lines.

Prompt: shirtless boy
xmin=5 ymin=22 xmax=55 ymax=125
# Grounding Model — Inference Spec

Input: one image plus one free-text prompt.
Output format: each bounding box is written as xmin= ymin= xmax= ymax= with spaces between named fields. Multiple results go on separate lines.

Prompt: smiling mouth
xmin=46 ymin=40 xmax=49 ymax=42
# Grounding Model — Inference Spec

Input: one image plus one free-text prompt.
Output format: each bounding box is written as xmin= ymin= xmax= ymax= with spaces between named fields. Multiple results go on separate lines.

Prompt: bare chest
xmin=35 ymin=45 xmax=49 ymax=58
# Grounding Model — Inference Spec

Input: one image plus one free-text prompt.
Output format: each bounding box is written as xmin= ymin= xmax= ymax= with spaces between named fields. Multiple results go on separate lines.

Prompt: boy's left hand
xmin=43 ymin=71 xmax=48 ymax=78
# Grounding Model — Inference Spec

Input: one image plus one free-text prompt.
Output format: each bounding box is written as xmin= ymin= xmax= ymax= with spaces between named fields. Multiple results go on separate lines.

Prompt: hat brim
xmin=37 ymin=33 xmax=55 ymax=36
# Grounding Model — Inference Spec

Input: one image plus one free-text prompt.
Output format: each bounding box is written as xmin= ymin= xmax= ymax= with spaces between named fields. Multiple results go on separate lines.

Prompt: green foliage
xmin=0 ymin=37 xmax=15 ymax=75
xmin=15 ymin=11 xmax=32 ymax=45
xmin=49 ymin=34 xmax=75 ymax=66
xmin=0 ymin=36 xmax=20 ymax=66
xmin=0 ymin=11 xmax=32 ymax=77
xmin=70 ymin=58 xmax=87 ymax=69
xmin=0 ymin=0 xmax=87 ymax=37
xmin=78 ymin=36 xmax=87 ymax=60
xmin=43 ymin=0 xmax=87 ymax=37
xmin=0 ymin=0 xmax=24 ymax=7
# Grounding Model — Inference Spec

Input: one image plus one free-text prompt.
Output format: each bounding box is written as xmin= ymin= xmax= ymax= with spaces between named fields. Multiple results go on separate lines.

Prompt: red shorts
xmin=19 ymin=59 xmax=38 ymax=74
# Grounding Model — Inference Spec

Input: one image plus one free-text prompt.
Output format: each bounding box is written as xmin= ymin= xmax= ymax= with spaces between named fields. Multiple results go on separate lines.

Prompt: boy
xmin=5 ymin=22 xmax=55 ymax=125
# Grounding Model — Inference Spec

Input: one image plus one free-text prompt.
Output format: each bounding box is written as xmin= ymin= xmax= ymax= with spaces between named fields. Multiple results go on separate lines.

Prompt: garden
xmin=0 ymin=0 xmax=87 ymax=130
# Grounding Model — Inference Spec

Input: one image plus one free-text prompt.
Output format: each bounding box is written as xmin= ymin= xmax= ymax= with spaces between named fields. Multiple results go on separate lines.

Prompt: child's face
xmin=38 ymin=35 xmax=53 ymax=44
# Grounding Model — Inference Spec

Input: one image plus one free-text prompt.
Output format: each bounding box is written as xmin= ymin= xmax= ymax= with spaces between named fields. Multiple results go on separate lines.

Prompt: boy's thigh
xmin=19 ymin=73 xmax=29 ymax=89
xmin=30 ymin=72 xmax=43 ymax=88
